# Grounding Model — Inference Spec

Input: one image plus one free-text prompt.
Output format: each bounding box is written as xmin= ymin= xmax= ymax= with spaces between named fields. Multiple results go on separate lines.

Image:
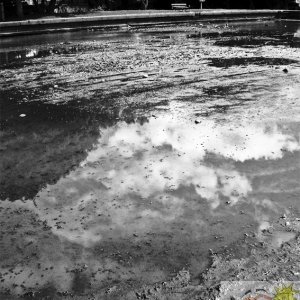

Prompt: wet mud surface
xmin=0 ymin=20 xmax=300 ymax=299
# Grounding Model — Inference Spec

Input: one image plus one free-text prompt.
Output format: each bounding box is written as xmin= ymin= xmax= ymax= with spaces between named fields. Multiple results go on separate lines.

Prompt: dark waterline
xmin=1 ymin=20 xmax=300 ymax=65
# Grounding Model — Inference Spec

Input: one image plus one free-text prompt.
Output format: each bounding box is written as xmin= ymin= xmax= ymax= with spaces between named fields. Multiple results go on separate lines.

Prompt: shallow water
xmin=0 ymin=20 xmax=300 ymax=299
xmin=1 ymin=20 xmax=300 ymax=65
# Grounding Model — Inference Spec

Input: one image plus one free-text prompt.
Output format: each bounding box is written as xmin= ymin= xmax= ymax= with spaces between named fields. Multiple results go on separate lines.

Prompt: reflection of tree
xmin=141 ymin=0 xmax=148 ymax=9
xmin=5 ymin=0 xmax=295 ymax=19
xmin=0 ymin=92 xmax=116 ymax=201
xmin=15 ymin=0 xmax=23 ymax=17
xmin=188 ymin=0 xmax=290 ymax=8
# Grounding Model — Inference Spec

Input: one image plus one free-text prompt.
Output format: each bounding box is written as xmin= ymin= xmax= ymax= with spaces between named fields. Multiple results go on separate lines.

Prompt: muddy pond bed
xmin=0 ymin=20 xmax=300 ymax=300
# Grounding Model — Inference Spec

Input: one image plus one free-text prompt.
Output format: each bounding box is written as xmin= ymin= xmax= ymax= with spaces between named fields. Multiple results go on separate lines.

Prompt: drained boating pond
xmin=0 ymin=20 xmax=300 ymax=300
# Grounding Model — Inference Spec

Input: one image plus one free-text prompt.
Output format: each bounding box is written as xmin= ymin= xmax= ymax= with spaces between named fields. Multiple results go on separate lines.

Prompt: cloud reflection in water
xmin=33 ymin=116 xmax=300 ymax=246
xmin=0 ymin=116 xmax=299 ymax=297
xmin=83 ymin=116 xmax=298 ymax=203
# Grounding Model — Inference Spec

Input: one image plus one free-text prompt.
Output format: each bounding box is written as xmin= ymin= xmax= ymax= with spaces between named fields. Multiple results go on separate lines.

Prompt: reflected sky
xmin=0 ymin=115 xmax=299 ymax=297
xmin=26 ymin=117 xmax=300 ymax=248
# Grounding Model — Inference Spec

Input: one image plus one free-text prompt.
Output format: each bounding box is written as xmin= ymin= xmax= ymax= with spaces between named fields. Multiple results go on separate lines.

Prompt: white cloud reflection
xmin=1 ymin=117 xmax=299 ymax=297
xmin=83 ymin=116 xmax=299 ymax=204
xmin=27 ymin=117 xmax=300 ymax=246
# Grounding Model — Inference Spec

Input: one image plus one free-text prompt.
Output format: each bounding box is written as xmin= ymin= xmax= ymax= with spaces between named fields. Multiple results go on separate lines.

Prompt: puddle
xmin=0 ymin=49 xmax=49 ymax=65
xmin=271 ymin=231 xmax=297 ymax=248
xmin=257 ymin=221 xmax=297 ymax=248
xmin=187 ymin=22 xmax=300 ymax=48
xmin=0 ymin=19 xmax=300 ymax=299
xmin=202 ymin=84 xmax=247 ymax=97
xmin=0 ymin=112 xmax=300 ymax=297
xmin=0 ymin=31 xmax=167 ymax=66
xmin=182 ymin=21 xmax=300 ymax=48
xmin=208 ymin=57 xmax=299 ymax=68
xmin=0 ymin=91 xmax=122 ymax=201
xmin=212 ymin=26 xmax=300 ymax=48
xmin=0 ymin=31 xmax=146 ymax=49
xmin=0 ymin=44 xmax=94 ymax=66
xmin=214 ymin=36 xmax=300 ymax=48
xmin=1 ymin=21 xmax=300 ymax=68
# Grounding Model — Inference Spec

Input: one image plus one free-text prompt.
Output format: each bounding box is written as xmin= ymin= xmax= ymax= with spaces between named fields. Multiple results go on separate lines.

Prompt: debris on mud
xmin=0 ymin=20 xmax=299 ymax=300
xmin=133 ymin=215 xmax=300 ymax=300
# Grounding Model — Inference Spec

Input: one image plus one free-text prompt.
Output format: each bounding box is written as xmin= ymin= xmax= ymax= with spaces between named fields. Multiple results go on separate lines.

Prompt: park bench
xmin=171 ymin=3 xmax=189 ymax=10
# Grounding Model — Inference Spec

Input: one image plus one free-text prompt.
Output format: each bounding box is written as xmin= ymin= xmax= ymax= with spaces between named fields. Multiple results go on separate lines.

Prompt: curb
xmin=0 ymin=10 xmax=293 ymax=38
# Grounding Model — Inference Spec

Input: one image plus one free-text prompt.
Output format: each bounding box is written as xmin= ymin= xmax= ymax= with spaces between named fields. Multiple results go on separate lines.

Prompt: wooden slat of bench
xmin=171 ymin=3 xmax=189 ymax=9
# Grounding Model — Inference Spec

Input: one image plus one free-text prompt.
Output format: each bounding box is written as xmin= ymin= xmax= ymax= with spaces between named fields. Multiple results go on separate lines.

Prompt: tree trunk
xmin=48 ymin=0 xmax=57 ymax=13
xmin=142 ymin=0 xmax=148 ymax=9
xmin=121 ymin=0 xmax=128 ymax=9
xmin=15 ymin=0 xmax=23 ymax=18
xmin=32 ymin=0 xmax=39 ymax=13
xmin=41 ymin=0 xmax=46 ymax=13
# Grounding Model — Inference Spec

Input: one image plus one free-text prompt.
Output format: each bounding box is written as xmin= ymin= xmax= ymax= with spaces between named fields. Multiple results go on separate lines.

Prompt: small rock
xmin=19 ymin=114 xmax=26 ymax=117
xmin=283 ymin=68 xmax=288 ymax=73
xmin=106 ymin=286 xmax=117 ymax=294
xmin=292 ymin=271 xmax=300 ymax=276
xmin=195 ymin=120 xmax=201 ymax=124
